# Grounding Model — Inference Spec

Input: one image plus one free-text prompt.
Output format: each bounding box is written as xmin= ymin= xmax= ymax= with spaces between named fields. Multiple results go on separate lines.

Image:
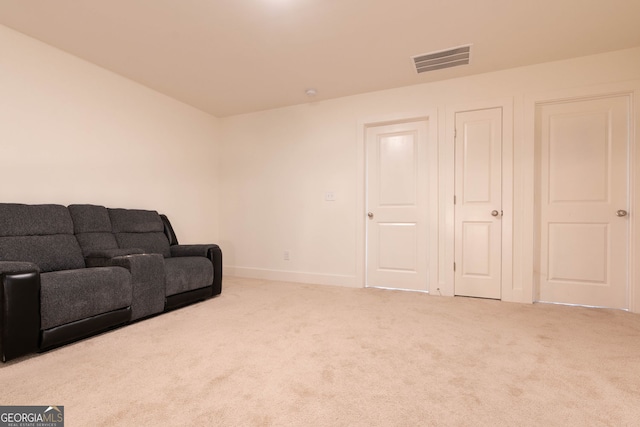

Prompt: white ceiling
xmin=1 ymin=0 xmax=639 ymax=117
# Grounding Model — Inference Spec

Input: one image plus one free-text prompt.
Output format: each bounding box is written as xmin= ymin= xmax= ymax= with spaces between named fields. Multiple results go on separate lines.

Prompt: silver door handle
xmin=367 ymin=212 xmax=374 ymax=219
xmin=491 ymin=210 xmax=500 ymax=217
xmin=616 ymin=209 xmax=628 ymax=217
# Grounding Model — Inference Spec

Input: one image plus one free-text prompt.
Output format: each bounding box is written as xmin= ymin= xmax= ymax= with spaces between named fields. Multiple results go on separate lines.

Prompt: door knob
xmin=616 ymin=209 xmax=628 ymax=217
xmin=367 ymin=212 xmax=374 ymax=219
xmin=491 ymin=210 xmax=500 ymax=217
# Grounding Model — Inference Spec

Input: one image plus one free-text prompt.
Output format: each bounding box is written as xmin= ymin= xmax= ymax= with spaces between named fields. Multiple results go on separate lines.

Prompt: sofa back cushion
xmin=108 ymin=208 xmax=171 ymax=258
xmin=0 ymin=204 xmax=85 ymax=272
xmin=68 ymin=204 xmax=119 ymax=255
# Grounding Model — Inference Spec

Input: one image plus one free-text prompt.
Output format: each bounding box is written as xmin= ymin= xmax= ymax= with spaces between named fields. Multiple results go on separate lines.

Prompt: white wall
xmin=219 ymin=47 xmax=640 ymax=310
xmin=0 ymin=25 xmax=220 ymax=243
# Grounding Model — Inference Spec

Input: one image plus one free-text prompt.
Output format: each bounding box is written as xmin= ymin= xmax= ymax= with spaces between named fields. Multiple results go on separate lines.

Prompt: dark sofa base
xmin=165 ymin=286 xmax=214 ymax=311
xmin=40 ymin=307 xmax=131 ymax=351
xmin=39 ymin=287 xmax=220 ymax=353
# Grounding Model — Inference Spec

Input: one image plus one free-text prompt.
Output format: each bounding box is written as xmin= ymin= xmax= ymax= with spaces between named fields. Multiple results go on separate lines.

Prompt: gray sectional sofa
xmin=0 ymin=203 xmax=222 ymax=362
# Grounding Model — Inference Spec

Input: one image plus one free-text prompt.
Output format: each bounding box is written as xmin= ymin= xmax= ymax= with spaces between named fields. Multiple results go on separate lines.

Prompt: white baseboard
xmin=224 ymin=266 xmax=361 ymax=288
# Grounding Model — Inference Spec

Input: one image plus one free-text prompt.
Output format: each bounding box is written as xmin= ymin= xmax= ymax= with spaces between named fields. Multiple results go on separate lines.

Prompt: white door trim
xmin=444 ymin=98 xmax=514 ymax=299
xmin=522 ymin=81 xmax=640 ymax=312
xmin=356 ymin=110 xmax=439 ymax=291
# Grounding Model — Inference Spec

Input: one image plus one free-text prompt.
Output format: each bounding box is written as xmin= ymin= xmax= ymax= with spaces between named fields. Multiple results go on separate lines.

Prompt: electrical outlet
xmin=324 ymin=191 xmax=336 ymax=201
xmin=283 ymin=250 xmax=290 ymax=261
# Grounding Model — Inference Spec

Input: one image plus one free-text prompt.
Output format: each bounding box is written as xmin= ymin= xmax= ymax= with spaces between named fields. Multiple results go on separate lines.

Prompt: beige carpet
xmin=1 ymin=276 xmax=639 ymax=426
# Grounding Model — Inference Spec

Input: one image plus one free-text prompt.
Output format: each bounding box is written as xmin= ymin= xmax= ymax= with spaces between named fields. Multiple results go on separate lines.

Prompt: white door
xmin=366 ymin=120 xmax=429 ymax=291
xmin=454 ymin=108 xmax=503 ymax=299
xmin=536 ymin=95 xmax=630 ymax=309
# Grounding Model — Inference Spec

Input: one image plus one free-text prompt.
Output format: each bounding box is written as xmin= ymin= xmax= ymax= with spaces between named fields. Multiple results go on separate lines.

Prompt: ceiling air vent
xmin=412 ymin=45 xmax=471 ymax=74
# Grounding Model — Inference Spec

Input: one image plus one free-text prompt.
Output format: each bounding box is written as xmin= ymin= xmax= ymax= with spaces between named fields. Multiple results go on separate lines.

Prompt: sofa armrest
xmin=170 ymin=244 xmax=222 ymax=296
xmin=0 ymin=261 xmax=41 ymax=362
xmin=85 ymin=248 xmax=146 ymax=268
xmin=110 ymin=254 xmax=166 ymax=320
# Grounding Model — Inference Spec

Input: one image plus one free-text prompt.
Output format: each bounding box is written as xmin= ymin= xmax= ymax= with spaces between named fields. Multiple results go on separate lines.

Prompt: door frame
xmin=357 ymin=110 xmax=439 ymax=292
xmin=522 ymin=82 xmax=640 ymax=311
xmin=444 ymin=99 xmax=514 ymax=299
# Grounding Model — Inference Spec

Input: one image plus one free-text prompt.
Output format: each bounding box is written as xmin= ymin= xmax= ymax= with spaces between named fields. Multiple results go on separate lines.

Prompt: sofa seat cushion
xmin=40 ymin=267 xmax=132 ymax=330
xmin=164 ymin=257 xmax=213 ymax=297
